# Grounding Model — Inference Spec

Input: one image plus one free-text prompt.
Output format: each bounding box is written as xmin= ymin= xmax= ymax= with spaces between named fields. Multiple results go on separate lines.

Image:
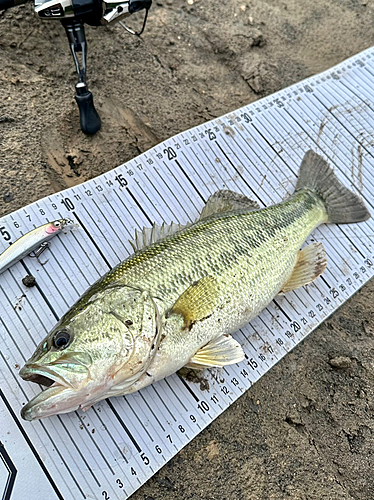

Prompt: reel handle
xmin=75 ymin=84 xmax=101 ymax=135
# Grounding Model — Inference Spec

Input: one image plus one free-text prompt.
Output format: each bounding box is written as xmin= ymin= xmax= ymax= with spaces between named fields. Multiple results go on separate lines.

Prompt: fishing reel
xmin=1 ymin=0 xmax=152 ymax=134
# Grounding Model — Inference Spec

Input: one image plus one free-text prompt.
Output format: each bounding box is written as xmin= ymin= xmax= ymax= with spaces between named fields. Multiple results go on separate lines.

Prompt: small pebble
xmin=329 ymin=356 xmax=352 ymax=369
xmin=22 ymin=275 xmax=36 ymax=287
xmin=3 ymin=193 xmax=14 ymax=203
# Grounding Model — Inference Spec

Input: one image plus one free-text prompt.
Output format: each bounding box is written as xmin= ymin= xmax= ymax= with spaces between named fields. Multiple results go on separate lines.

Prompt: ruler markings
xmin=0 ymin=279 xmax=46 ymax=353
xmin=180 ymin=143 xmax=219 ymax=194
xmin=0 ymin=315 xmax=29 ymax=361
xmin=174 ymin=159 xmax=206 ymax=203
xmin=0 ymin=388 xmax=66 ymax=500
xmin=72 ymin=211 xmax=113 ymax=270
xmin=74 ymin=413 xmax=116 ymax=477
xmin=126 ymin=187 xmax=153 ymax=225
xmin=79 ymin=203 xmax=122 ymax=265
xmin=148 ymin=164 xmax=194 ymax=224
xmin=308 ymin=88 xmax=374 ymax=199
xmin=90 ymin=406 xmax=130 ymax=465
xmin=104 ymin=399 xmax=141 ymax=453
xmin=331 ymin=73 xmax=374 ymax=128
xmin=55 ymin=415 xmax=101 ymax=487
xmin=334 ymin=82 xmax=374 ymax=142
xmin=161 ymin=162 xmax=201 ymax=219
xmin=90 ymin=198 xmax=129 ymax=256
xmin=220 ymin=123 xmax=291 ymax=201
xmin=65 ymin=228 xmax=103 ymax=283
xmin=100 ymin=192 xmax=137 ymax=243
xmin=123 ymin=398 xmax=155 ymax=443
xmin=138 ymin=392 xmax=165 ymax=432
xmin=214 ymin=141 xmax=267 ymax=206
xmin=312 ymin=92 xmax=374 ymax=162
xmin=112 ymin=187 xmax=149 ymax=230
xmin=0 ymin=352 xmax=86 ymax=499
xmin=151 ymin=385 xmax=177 ymax=422
xmin=197 ymin=140 xmax=240 ymax=193
xmin=141 ymin=171 xmax=181 ymax=223
xmin=344 ymin=69 xmax=374 ymax=113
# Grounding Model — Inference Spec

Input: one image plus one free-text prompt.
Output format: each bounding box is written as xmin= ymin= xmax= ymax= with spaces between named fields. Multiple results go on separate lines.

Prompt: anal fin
xmin=185 ymin=334 xmax=244 ymax=369
xmin=280 ymin=242 xmax=327 ymax=294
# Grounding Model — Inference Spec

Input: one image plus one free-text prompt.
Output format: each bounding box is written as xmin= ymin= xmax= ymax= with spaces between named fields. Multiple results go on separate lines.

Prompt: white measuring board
xmin=1 ymin=46 xmax=374 ymax=500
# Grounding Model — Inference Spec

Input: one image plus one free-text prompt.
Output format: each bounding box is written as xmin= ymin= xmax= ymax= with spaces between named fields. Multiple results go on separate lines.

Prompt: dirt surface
xmin=1 ymin=0 xmax=374 ymax=499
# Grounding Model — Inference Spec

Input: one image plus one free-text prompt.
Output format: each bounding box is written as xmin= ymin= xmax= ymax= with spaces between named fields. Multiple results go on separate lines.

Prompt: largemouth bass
xmin=19 ymin=151 xmax=370 ymax=421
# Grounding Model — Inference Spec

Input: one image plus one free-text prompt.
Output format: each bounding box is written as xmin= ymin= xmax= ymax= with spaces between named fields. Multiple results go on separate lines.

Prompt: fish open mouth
xmin=19 ymin=358 xmax=93 ymax=421
xmin=19 ymin=364 xmax=74 ymax=390
xmin=19 ymin=364 xmax=84 ymax=421
xmin=21 ymin=372 xmax=56 ymax=387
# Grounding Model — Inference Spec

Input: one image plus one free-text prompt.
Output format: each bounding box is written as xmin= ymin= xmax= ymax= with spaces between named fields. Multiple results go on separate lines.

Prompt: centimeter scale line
xmin=1 ymin=46 xmax=374 ymax=500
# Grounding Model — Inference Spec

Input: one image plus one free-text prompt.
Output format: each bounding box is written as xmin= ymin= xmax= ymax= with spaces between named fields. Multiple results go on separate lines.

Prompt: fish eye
xmin=125 ymin=320 xmax=133 ymax=326
xmin=53 ymin=221 xmax=61 ymax=228
xmin=53 ymin=330 xmax=71 ymax=349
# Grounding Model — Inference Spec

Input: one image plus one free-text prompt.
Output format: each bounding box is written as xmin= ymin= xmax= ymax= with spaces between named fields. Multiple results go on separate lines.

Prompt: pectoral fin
xmin=280 ymin=242 xmax=327 ymax=293
xmin=169 ymin=275 xmax=219 ymax=329
xmin=185 ymin=334 xmax=245 ymax=369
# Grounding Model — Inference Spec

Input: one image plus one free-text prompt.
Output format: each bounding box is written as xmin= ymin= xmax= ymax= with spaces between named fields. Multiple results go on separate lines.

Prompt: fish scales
xmin=103 ymin=190 xmax=326 ymax=313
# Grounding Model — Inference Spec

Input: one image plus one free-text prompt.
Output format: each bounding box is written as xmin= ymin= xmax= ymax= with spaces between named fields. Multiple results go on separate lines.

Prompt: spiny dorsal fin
xmin=280 ymin=242 xmax=327 ymax=294
xmin=168 ymin=275 xmax=219 ymax=329
xmin=200 ymin=190 xmax=260 ymax=220
xmin=185 ymin=334 xmax=245 ymax=369
xmin=129 ymin=221 xmax=191 ymax=252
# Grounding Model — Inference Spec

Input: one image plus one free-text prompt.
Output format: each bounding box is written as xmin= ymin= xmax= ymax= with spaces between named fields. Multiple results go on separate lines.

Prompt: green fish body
xmin=19 ymin=151 xmax=370 ymax=420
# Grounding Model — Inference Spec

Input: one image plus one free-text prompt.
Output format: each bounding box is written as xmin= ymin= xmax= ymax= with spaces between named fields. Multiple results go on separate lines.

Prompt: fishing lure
xmin=0 ymin=219 xmax=78 ymax=276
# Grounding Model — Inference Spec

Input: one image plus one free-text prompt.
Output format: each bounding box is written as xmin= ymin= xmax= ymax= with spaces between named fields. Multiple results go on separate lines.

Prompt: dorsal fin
xmin=200 ymin=190 xmax=260 ymax=220
xmin=129 ymin=221 xmax=191 ymax=252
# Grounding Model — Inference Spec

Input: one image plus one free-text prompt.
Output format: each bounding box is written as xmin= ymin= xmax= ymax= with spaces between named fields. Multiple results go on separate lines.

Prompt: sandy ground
xmin=1 ymin=0 xmax=374 ymax=498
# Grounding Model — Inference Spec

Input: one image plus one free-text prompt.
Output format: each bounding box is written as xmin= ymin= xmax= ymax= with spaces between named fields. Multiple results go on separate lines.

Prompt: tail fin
xmin=296 ymin=150 xmax=370 ymax=224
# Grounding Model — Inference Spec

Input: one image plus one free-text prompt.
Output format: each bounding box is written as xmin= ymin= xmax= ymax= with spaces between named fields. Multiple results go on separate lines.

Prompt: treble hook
xmin=29 ymin=241 xmax=51 ymax=266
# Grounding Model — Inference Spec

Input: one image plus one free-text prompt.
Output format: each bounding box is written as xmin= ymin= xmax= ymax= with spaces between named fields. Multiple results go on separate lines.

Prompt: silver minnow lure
xmin=0 ymin=219 xmax=78 ymax=275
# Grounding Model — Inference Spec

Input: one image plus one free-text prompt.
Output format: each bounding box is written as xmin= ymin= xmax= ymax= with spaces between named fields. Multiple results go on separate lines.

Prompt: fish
xmin=0 ymin=219 xmax=78 ymax=276
xmin=19 ymin=151 xmax=370 ymax=421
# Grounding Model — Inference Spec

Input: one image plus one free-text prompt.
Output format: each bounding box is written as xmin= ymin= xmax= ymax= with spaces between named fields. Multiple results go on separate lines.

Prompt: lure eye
xmin=53 ymin=330 xmax=71 ymax=349
xmin=53 ymin=221 xmax=61 ymax=228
